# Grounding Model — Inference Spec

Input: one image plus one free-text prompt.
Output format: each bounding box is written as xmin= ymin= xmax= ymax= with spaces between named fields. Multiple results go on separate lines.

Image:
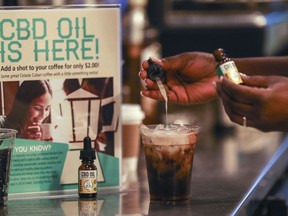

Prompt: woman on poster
xmin=0 ymin=80 xmax=52 ymax=140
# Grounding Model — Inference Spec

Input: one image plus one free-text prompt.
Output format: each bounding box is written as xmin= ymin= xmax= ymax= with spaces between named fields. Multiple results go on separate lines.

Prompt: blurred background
xmin=2 ymin=0 xmax=288 ymax=137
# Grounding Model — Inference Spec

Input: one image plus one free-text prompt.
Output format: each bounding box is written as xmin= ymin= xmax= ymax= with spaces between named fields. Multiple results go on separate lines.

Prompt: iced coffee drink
xmin=140 ymin=124 xmax=199 ymax=201
xmin=0 ymin=129 xmax=17 ymax=206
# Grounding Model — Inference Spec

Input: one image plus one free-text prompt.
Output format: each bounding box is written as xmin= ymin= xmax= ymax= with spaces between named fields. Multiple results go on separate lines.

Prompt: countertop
xmin=2 ymin=126 xmax=286 ymax=216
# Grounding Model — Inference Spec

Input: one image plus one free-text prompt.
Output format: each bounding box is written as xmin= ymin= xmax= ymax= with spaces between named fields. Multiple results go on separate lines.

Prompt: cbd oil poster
xmin=0 ymin=5 xmax=121 ymax=195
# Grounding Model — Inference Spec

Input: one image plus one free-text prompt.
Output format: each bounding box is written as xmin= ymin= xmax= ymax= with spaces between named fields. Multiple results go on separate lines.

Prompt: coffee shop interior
xmin=2 ymin=0 xmax=288 ymax=215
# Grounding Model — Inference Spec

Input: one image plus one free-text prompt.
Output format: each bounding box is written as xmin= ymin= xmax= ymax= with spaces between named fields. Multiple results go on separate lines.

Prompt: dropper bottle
xmin=213 ymin=48 xmax=243 ymax=84
xmin=147 ymin=57 xmax=169 ymax=125
xmin=78 ymin=136 xmax=97 ymax=198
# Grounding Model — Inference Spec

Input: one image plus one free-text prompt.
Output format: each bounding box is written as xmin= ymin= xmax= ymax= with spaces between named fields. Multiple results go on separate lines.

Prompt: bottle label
xmin=79 ymin=170 xmax=97 ymax=194
xmin=217 ymin=61 xmax=243 ymax=84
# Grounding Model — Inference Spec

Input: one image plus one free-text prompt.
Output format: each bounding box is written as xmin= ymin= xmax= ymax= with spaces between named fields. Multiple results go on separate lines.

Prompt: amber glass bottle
xmin=78 ymin=136 xmax=97 ymax=198
xmin=213 ymin=48 xmax=243 ymax=84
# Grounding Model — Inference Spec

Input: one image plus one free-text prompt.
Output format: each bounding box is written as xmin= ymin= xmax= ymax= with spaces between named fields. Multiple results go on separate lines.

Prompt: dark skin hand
xmin=139 ymin=53 xmax=288 ymax=105
xmin=139 ymin=52 xmax=219 ymax=105
xmin=216 ymin=75 xmax=288 ymax=132
xmin=139 ymin=52 xmax=288 ymax=132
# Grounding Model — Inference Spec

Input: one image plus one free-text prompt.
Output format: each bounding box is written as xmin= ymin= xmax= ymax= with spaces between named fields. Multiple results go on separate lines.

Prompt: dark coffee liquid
xmin=0 ymin=148 xmax=12 ymax=205
xmin=144 ymin=143 xmax=195 ymax=200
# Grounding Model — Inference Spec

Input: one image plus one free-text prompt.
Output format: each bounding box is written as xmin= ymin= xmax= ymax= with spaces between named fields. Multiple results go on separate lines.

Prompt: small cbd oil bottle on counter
xmin=78 ymin=136 xmax=97 ymax=198
xmin=213 ymin=48 xmax=243 ymax=84
xmin=147 ymin=58 xmax=166 ymax=83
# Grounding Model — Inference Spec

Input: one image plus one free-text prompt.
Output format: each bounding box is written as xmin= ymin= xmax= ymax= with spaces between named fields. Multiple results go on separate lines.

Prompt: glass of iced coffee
xmin=140 ymin=124 xmax=199 ymax=201
xmin=0 ymin=129 xmax=17 ymax=206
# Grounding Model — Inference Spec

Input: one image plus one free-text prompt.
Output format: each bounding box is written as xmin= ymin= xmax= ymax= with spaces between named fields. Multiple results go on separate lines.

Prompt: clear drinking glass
xmin=140 ymin=124 xmax=199 ymax=201
xmin=0 ymin=129 xmax=17 ymax=206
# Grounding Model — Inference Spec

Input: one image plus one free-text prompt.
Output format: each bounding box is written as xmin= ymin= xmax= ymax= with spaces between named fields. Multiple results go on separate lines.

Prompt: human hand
xmin=139 ymin=52 xmax=219 ymax=105
xmin=216 ymin=75 xmax=288 ymax=132
xmin=22 ymin=124 xmax=42 ymax=140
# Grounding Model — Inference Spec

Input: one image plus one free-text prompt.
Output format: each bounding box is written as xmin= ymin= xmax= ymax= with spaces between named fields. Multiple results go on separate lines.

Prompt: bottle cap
xmin=147 ymin=58 xmax=165 ymax=82
xmin=213 ymin=48 xmax=227 ymax=61
xmin=80 ymin=136 xmax=96 ymax=160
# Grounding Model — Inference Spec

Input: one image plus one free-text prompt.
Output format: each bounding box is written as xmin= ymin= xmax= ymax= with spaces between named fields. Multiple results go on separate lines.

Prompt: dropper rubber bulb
xmin=80 ymin=136 xmax=96 ymax=160
xmin=84 ymin=136 xmax=92 ymax=150
xmin=147 ymin=58 xmax=165 ymax=82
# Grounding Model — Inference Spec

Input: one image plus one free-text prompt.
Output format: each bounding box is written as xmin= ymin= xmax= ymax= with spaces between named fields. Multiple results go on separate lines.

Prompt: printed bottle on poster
xmin=78 ymin=136 xmax=97 ymax=198
xmin=213 ymin=48 xmax=243 ymax=84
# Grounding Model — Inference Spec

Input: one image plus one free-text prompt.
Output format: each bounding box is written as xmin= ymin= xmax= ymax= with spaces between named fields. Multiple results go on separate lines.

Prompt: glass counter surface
xmin=1 ymin=128 xmax=286 ymax=216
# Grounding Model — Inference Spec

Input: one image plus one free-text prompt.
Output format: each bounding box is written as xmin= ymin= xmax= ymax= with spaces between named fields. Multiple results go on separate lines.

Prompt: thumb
xmin=241 ymin=75 xmax=269 ymax=88
xmin=161 ymin=53 xmax=194 ymax=72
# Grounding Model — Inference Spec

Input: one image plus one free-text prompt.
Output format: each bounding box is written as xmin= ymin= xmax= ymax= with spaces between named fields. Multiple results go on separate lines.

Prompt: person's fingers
xmin=220 ymin=95 xmax=253 ymax=127
xmin=141 ymin=89 xmax=166 ymax=101
xmin=220 ymin=76 xmax=261 ymax=104
xmin=217 ymin=80 xmax=256 ymax=127
xmin=228 ymin=114 xmax=252 ymax=127
xmin=139 ymin=69 xmax=161 ymax=90
xmin=149 ymin=57 xmax=163 ymax=65
xmin=141 ymin=57 xmax=163 ymax=70
xmin=141 ymin=59 xmax=150 ymax=70
xmin=241 ymin=75 xmax=269 ymax=88
xmin=138 ymin=69 xmax=148 ymax=79
xmin=221 ymin=93 xmax=255 ymax=121
xmin=140 ymin=58 xmax=165 ymax=89
xmin=145 ymin=78 xmax=160 ymax=90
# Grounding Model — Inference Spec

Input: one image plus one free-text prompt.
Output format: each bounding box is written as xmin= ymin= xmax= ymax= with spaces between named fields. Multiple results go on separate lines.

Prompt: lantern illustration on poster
xmin=64 ymin=88 xmax=101 ymax=144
